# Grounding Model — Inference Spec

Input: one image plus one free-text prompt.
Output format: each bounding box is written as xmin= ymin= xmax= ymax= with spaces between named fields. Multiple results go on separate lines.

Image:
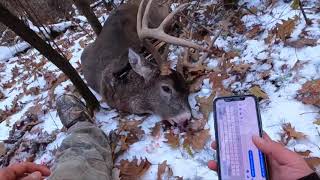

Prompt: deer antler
xmin=137 ymin=0 xmax=208 ymax=51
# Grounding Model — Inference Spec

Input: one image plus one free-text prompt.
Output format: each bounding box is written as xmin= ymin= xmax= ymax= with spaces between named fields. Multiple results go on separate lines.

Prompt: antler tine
xmin=159 ymin=3 xmax=189 ymax=30
xmin=150 ymin=31 xmax=206 ymax=51
xmin=142 ymin=0 xmax=154 ymax=29
xmin=136 ymin=0 xmax=146 ymax=38
xmin=137 ymin=0 xmax=208 ymax=51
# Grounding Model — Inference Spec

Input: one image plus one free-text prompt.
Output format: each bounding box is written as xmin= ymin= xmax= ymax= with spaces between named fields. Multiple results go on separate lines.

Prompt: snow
xmin=0 ymin=42 xmax=30 ymax=61
xmin=1 ymin=0 xmax=320 ymax=179
xmin=49 ymin=21 xmax=73 ymax=32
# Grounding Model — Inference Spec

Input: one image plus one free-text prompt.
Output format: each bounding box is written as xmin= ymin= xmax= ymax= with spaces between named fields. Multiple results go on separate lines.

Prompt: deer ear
xmin=128 ymin=48 xmax=154 ymax=81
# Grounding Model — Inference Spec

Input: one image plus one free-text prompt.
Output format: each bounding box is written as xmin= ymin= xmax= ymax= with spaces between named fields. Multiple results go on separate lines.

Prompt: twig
xmin=298 ymin=0 xmax=312 ymax=25
xmin=299 ymin=111 xmax=320 ymax=115
xmin=179 ymin=13 xmax=215 ymax=34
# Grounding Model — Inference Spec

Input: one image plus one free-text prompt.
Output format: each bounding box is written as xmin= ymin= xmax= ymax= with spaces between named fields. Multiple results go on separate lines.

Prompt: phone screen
xmin=214 ymin=96 xmax=268 ymax=180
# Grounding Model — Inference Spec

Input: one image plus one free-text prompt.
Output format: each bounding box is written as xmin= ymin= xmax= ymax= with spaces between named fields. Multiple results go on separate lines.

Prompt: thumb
xmin=252 ymin=135 xmax=296 ymax=165
xmin=21 ymin=171 xmax=42 ymax=180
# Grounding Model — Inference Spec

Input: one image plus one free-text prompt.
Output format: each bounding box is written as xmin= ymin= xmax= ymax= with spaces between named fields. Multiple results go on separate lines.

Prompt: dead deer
xmin=81 ymin=0 xmax=207 ymax=128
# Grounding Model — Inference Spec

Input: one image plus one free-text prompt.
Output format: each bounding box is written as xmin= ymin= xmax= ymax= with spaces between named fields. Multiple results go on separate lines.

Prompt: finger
xmin=252 ymin=135 xmax=298 ymax=165
xmin=211 ymin=141 xmax=217 ymax=150
xmin=262 ymin=132 xmax=272 ymax=143
xmin=208 ymin=160 xmax=218 ymax=171
xmin=20 ymin=171 xmax=42 ymax=180
xmin=8 ymin=162 xmax=51 ymax=177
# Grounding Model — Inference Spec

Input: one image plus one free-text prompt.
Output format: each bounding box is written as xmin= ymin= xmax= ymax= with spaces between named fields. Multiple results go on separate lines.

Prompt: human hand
xmin=0 ymin=162 xmax=51 ymax=180
xmin=208 ymin=132 xmax=314 ymax=180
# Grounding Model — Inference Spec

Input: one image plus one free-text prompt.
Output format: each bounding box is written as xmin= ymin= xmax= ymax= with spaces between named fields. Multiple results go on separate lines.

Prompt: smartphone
xmin=213 ymin=95 xmax=269 ymax=180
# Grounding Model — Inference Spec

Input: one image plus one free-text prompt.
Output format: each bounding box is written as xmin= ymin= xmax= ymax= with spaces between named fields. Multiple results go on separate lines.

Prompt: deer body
xmin=81 ymin=0 xmax=207 ymax=125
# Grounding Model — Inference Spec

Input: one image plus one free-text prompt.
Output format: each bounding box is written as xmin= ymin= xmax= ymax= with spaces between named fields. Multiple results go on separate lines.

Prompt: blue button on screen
xmin=259 ymin=150 xmax=266 ymax=177
xmin=248 ymin=150 xmax=255 ymax=177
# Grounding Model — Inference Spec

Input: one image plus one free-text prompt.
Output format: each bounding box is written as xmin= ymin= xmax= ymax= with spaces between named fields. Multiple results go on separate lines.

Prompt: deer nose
xmin=169 ymin=112 xmax=191 ymax=125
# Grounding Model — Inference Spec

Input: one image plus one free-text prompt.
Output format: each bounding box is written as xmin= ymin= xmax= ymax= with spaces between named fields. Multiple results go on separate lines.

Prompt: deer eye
xmin=161 ymin=85 xmax=171 ymax=94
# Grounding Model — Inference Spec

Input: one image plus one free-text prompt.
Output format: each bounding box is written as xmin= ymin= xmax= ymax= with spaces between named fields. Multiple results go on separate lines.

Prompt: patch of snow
xmin=49 ymin=21 xmax=72 ymax=32
xmin=74 ymin=15 xmax=88 ymax=22
xmin=39 ymin=110 xmax=63 ymax=134
xmin=206 ymin=58 xmax=219 ymax=69
xmin=0 ymin=42 xmax=30 ymax=61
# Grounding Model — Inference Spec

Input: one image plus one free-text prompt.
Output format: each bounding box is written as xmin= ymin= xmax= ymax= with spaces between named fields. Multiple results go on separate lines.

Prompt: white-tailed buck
xmin=81 ymin=0 xmax=207 ymax=127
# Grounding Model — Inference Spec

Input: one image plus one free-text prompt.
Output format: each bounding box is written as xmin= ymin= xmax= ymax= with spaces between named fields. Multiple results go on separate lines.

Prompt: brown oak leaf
xmin=196 ymin=92 xmax=215 ymax=120
xmin=183 ymin=129 xmax=211 ymax=151
xmin=296 ymin=79 xmax=320 ymax=106
xmin=276 ymin=17 xmax=298 ymax=42
xmin=246 ymin=25 xmax=263 ymax=39
xmin=150 ymin=122 xmax=162 ymax=138
xmin=157 ymin=160 xmax=173 ymax=180
xmin=305 ymin=157 xmax=320 ymax=171
xmin=249 ymin=86 xmax=268 ymax=100
xmin=118 ymin=158 xmax=151 ymax=180
xmin=285 ymin=38 xmax=317 ymax=48
xmin=282 ymin=123 xmax=306 ymax=141
xmin=164 ymin=130 xmax=180 ymax=149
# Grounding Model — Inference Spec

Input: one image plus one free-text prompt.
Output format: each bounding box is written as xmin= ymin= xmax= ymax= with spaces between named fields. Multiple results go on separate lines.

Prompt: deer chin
xmin=166 ymin=112 xmax=191 ymax=129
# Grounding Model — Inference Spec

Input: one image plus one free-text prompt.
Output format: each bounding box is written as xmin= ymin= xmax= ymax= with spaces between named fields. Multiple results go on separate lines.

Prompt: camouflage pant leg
xmin=48 ymin=121 xmax=113 ymax=180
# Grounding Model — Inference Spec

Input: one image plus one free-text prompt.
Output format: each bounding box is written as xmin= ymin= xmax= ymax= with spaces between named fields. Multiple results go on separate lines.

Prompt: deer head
xmin=81 ymin=0 xmax=208 ymax=128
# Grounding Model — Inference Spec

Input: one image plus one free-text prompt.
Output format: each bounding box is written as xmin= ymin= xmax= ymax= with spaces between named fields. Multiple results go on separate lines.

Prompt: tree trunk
xmin=0 ymin=3 xmax=100 ymax=112
xmin=72 ymin=0 xmax=102 ymax=36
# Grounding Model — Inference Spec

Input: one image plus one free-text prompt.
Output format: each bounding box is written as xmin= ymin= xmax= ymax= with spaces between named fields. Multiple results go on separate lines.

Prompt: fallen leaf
xmin=249 ymin=86 xmax=268 ymax=100
xmin=150 ymin=122 xmax=161 ymax=138
xmin=246 ymin=25 xmax=263 ymax=39
xmin=305 ymin=157 xmax=320 ymax=170
xmin=264 ymin=29 xmax=276 ymax=44
xmin=225 ymin=51 xmax=239 ymax=60
xmin=189 ymin=75 xmax=208 ymax=93
xmin=25 ymin=87 xmax=40 ymax=96
xmin=268 ymin=0 xmax=277 ymax=7
xmin=118 ymin=158 xmax=151 ymax=180
xmin=65 ymin=52 xmax=73 ymax=60
xmin=118 ymin=120 xmax=145 ymax=145
xmin=164 ymin=130 xmax=180 ymax=149
xmin=276 ymin=17 xmax=298 ymax=42
xmin=0 ymin=90 xmax=5 ymax=100
xmin=187 ymin=118 xmax=207 ymax=132
xmin=27 ymin=103 xmax=43 ymax=116
xmin=296 ymin=149 xmax=311 ymax=157
xmin=285 ymin=38 xmax=317 ymax=48
xmin=3 ymin=80 xmax=16 ymax=89
xmin=43 ymin=72 xmax=57 ymax=89
xmin=282 ymin=123 xmax=306 ymax=140
xmin=79 ymin=39 xmax=86 ymax=48
xmin=313 ymin=119 xmax=320 ymax=125
xmin=196 ymin=92 xmax=215 ymax=120
xmin=183 ymin=129 xmax=211 ymax=151
xmin=183 ymin=142 xmax=194 ymax=156
xmin=11 ymin=66 xmax=20 ymax=79
xmin=291 ymin=60 xmax=309 ymax=72
xmin=209 ymin=72 xmax=233 ymax=97
xmin=291 ymin=0 xmax=300 ymax=9
xmin=157 ymin=160 xmax=169 ymax=180
xmin=230 ymin=16 xmax=246 ymax=34
xmin=231 ymin=64 xmax=251 ymax=79
xmin=296 ymin=79 xmax=320 ymax=106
